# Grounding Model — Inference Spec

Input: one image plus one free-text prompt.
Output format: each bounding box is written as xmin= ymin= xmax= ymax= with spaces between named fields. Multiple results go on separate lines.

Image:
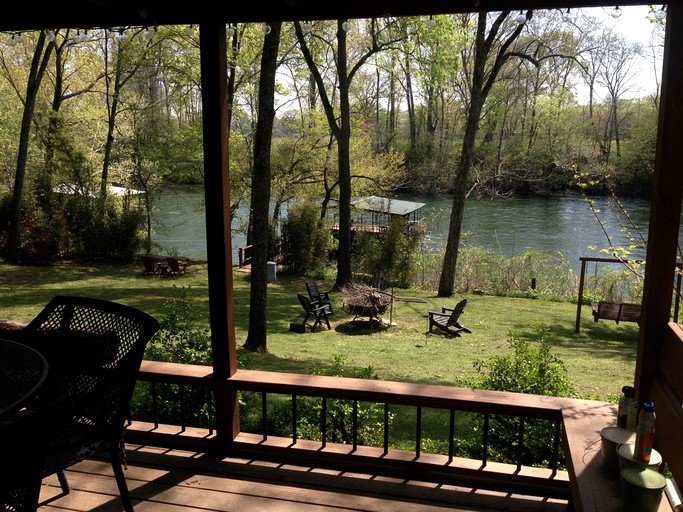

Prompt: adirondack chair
xmin=428 ymin=298 xmax=472 ymax=336
xmin=297 ymin=293 xmax=333 ymax=331
xmin=165 ymin=257 xmax=187 ymax=276
xmin=141 ymin=256 xmax=159 ymax=275
xmin=305 ymin=279 xmax=334 ymax=313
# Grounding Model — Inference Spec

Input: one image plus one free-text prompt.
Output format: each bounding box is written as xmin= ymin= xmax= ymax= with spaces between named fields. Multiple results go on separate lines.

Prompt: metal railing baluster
xmin=551 ymin=419 xmax=561 ymax=476
xmin=448 ymin=409 xmax=455 ymax=463
xmin=207 ymin=388 xmax=214 ymax=435
xmin=151 ymin=382 xmax=159 ymax=429
xmin=179 ymin=384 xmax=186 ymax=431
xmin=482 ymin=412 xmax=489 ymax=466
xmin=416 ymin=405 xmax=422 ymax=457
xmin=292 ymin=394 xmax=298 ymax=442
xmin=262 ymin=391 xmax=268 ymax=440
xmin=517 ymin=416 xmax=526 ymax=470
xmin=322 ymin=397 xmax=327 ymax=448
xmin=352 ymin=400 xmax=358 ymax=450
xmin=383 ymin=403 xmax=389 ymax=455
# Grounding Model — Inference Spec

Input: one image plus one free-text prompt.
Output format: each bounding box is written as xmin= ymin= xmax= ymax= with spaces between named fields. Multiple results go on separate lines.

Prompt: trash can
xmin=267 ymin=261 xmax=277 ymax=282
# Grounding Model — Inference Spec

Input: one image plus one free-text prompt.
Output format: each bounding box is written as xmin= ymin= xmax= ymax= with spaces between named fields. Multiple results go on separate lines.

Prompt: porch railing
xmin=238 ymin=245 xmax=252 ymax=268
xmin=127 ymin=361 xmax=573 ymax=500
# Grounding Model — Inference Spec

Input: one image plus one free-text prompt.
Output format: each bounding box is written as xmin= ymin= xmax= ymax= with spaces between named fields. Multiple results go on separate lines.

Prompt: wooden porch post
xmin=634 ymin=2 xmax=683 ymax=402
xmin=199 ymin=22 xmax=239 ymax=446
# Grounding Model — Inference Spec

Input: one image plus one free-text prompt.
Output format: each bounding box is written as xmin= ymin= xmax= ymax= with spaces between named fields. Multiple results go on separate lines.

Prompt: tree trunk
xmin=612 ymin=99 xmax=621 ymax=158
xmin=438 ymin=11 xmax=527 ymax=296
xmin=438 ymin=83 xmax=484 ymax=297
xmin=37 ymin=37 xmax=65 ymax=212
xmin=101 ymin=47 xmax=123 ymax=203
xmin=334 ymin=21 xmax=353 ymax=289
xmin=6 ymin=32 xmax=53 ymax=262
xmin=243 ymin=21 xmax=281 ymax=353
xmin=294 ymin=19 xmax=392 ymax=290
xmin=404 ymin=62 xmax=417 ymax=162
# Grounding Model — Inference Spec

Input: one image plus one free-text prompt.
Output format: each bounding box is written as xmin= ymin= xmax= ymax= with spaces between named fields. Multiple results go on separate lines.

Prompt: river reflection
xmin=152 ymin=187 xmax=660 ymax=273
xmin=417 ymin=194 xmax=652 ymax=264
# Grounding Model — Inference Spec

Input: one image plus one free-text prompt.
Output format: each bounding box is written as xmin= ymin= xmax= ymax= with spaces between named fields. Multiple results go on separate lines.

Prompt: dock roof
xmin=352 ymin=196 xmax=425 ymax=217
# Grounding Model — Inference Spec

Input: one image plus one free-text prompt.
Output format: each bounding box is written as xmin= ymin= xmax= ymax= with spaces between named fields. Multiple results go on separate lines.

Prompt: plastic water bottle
xmin=634 ymin=401 xmax=656 ymax=463
xmin=617 ymin=385 xmax=638 ymax=431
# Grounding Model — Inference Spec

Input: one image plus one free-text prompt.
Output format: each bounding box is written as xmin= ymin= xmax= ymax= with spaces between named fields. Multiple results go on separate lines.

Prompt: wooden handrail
xmin=126 ymin=362 xmax=641 ymax=510
xmin=238 ymin=245 xmax=253 ymax=268
xmin=229 ymin=369 xmax=566 ymax=419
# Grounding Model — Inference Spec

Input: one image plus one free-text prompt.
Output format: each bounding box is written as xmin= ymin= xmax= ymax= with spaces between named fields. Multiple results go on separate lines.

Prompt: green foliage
xmin=63 ymin=196 xmax=145 ymax=262
xmin=150 ymin=121 xmax=205 ymax=185
xmin=132 ymin=288 xmax=213 ymax=427
xmin=0 ymin=194 xmax=66 ymax=264
xmin=614 ymin=101 xmax=658 ymax=196
xmin=411 ymin=243 xmax=642 ymax=304
xmin=580 ymin=264 xmax=643 ymax=304
xmin=452 ymin=246 xmax=579 ymax=300
xmin=145 ymin=287 xmax=212 ymax=365
xmin=354 ymin=217 xmax=425 ymax=287
xmin=280 ymin=199 xmax=332 ymax=275
xmin=240 ymin=355 xmax=392 ymax=447
xmin=469 ymin=326 xmax=574 ymax=466
xmin=1 ymin=184 xmax=145 ymax=264
xmin=473 ymin=327 xmax=574 ymax=397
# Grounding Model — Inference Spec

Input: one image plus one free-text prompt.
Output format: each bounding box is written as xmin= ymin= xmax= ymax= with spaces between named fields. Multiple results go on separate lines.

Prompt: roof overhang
xmin=0 ymin=0 xmax=656 ymax=31
xmin=352 ymin=196 xmax=425 ymax=216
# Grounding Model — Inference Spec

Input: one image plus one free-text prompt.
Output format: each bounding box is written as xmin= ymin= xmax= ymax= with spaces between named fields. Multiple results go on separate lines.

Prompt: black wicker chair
xmin=16 ymin=295 xmax=160 ymax=512
xmin=0 ymin=403 xmax=54 ymax=512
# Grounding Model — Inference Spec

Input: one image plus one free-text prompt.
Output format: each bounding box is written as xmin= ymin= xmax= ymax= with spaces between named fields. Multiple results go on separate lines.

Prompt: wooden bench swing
xmin=575 ymin=256 xmax=682 ymax=332
xmin=591 ymin=300 xmax=642 ymax=324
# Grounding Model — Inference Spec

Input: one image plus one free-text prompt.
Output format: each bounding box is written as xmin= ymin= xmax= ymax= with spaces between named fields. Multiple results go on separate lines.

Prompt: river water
xmin=151 ymin=187 xmax=660 ymax=272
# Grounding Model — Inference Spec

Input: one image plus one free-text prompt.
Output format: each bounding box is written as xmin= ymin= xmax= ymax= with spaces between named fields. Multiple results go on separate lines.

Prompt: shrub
xmin=0 ymin=193 xmax=69 ymax=264
xmin=132 ymin=288 xmax=213 ymax=427
xmin=469 ymin=326 xmax=574 ymax=467
xmin=240 ymin=355 xmax=392 ymax=447
xmin=413 ymin=243 xmax=642 ymax=304
xmin=63 ymin=196 xmax=145 ymax=261
xmin=280 ymin=200 xmax=332 ymax=275
xmin=354 ymin=217 xmax=425 ymax=288
xmin=580 ymin=263 xmax=643 ymax=304
xmin=453 ymin=246 xmax=579 ymax=299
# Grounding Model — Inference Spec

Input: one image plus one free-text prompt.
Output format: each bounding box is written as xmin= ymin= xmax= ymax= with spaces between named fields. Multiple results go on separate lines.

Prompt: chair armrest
xmin=312 ymin=305 xmax=332 ymax=315
xmin=453 ymin=322 xmax=473 ymax=334
xmin=428 ymin=310 xmax=447 ymax=317
xmin=441 ymin=307 xmax=454 ymax=314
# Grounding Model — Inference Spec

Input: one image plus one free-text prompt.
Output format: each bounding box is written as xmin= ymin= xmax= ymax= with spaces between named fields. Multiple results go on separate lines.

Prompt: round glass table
xmin=0 ymin=338 xmax=48 ymax=419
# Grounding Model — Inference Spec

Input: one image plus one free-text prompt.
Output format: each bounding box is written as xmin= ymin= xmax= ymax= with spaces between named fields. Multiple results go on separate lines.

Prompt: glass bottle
xmin=634 ymin=401 xmax=656 ymax=463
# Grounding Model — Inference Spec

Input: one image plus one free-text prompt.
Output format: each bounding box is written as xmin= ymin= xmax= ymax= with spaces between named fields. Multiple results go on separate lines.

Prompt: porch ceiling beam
xmin=0 ymin=0 xmax=657 ymax=32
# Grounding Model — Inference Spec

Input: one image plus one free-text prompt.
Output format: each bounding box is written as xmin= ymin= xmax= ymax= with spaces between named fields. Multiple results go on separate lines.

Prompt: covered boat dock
xmin=333 ymin=195 xmax=426 ymax=235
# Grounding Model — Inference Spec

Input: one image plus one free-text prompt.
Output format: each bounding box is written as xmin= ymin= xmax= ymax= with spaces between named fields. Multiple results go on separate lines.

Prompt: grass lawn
xmin=0 ymin=259 xmax=639 ymax=403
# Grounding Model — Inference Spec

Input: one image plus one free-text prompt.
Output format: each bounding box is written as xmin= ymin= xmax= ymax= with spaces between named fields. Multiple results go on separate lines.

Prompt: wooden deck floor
xmin=38 ymin=445 xmax=569 ymax=512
